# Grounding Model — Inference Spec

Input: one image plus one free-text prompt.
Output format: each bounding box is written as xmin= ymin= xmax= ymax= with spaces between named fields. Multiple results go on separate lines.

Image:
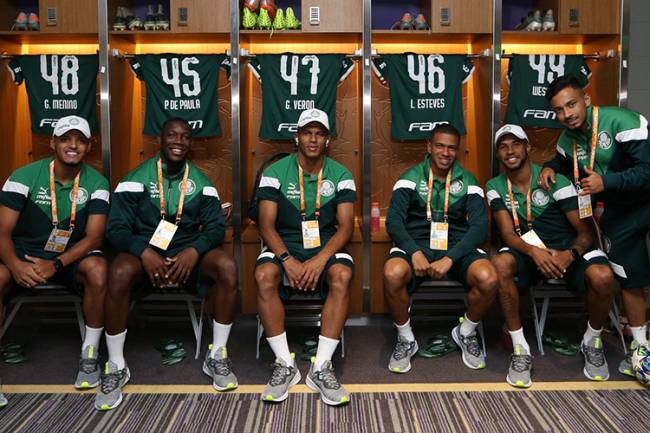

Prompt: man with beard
xmin=383 ymin=123 xmax=498 ymax=374
xmin=488 ymin=124 xmax=616 ymax=387
xmin=97 ymin=118 xmax=238 ymax=410
xmin=538 ymin=75 xmax=650 ymax=376
xmin=0 ymin=115 xmax=110 ymax=393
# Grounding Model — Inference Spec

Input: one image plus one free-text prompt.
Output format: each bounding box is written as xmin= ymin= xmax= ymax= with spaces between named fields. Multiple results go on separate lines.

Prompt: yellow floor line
xmin=2 ymin=381 xmax=644 ymax=394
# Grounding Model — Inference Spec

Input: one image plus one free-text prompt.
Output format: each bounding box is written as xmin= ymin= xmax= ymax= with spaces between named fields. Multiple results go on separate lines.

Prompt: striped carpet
xmin=1 ymin=385 xmax=649 ymax=433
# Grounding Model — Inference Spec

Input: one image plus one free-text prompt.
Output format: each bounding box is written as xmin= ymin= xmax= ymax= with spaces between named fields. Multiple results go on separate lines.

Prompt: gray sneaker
xmin=261 ymin=356 xmax=301 ymax=403
xmin=202 ymin=345 xmax=238 ymax=391
xmin=94 ymin=361 xmax=130 ymax=411
xmin=74 ymin=345 xmax=100 ymax=389
xmin=0 ymin=392 xmax=6 ymax=408
xmin=618 ymin=340 xmax=638 ymax=377
xmin=451 ymin=324 xmax=486 ymax=369
xmin=581 ymin=336 xmax=609 ymax=381
xmin=506 ymin=345 xmax=533 ymax=388
xmin=306 ymin=359 xmax=350 ymax=406
xmin=388 ymin=336 xmax=418 ymax=373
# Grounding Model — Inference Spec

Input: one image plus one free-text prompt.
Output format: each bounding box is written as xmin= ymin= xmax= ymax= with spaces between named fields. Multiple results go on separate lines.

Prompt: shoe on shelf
xmin=261 ymin=355 xmax=300 ymax=403
xmin=285 ymin=7 xmax=300 ymax=29
xmin=244 ymin=0 xmax=260 ymax=12
xmin=260 ymin=0 xmax=277 ymax=20
xmin=272 ymin=8 xmax=285 ymax=30
xmin=123 ymin=7 xmax=143 ymax=31
xmin=525 ymin=10 xmax=542 ymax=31
xmin=514 ymin=10 xmax=533 ymax=31
xmin=112 ymin=6 xmax=126 ymax=31
xmin=391 ymin=13 xmax=414 ymax=30
xmin=144 ymin=5 xmax=156 ymax=31
xmin=412 ymin=13 xmax=429 ymax=31
xmin=542 ymin=9 xmax=555 ymax=31
xmin=12 ymin=12 xmax=28 ymax=31
xmin=27 ymin=13 xmax=39 ymax=31
xmin=257 ymin=8 xmax=272 ymax=30
xmin=242 ymin=7 xmax=257 ymax=29
xmin=155 ymin=4 xmax=169 ymax=31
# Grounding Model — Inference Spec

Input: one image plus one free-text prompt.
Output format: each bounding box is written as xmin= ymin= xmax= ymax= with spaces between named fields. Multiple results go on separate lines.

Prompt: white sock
xmin=508 ymin=327 xmax=530 ymax=355
xmin=82 ymin=325 xmax=103 ymax=352
xmin=395 ymin=319 xmax=415 ymax=342
xmin=630 ymin=324 xmax=649 ymax=345
xmin=583 ymin=321 xmax=603 ymax=345
xmin=266 ymin=332 xmax=293 ymax=366
xmin=314 ymin=335 xmax=340 ymax=371
xmin=459 ymin=314 xmax=479 ymax=336
xmin=210 ymin=320 xmax=232 ymax=357
xmin=105 ymin=330 xmax=127 ymax=370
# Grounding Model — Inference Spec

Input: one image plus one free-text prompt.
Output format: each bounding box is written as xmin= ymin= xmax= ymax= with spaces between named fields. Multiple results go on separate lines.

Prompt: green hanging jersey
xmin=7 ymin=54 xmax=98 ymax=135
xmin=385 ymin=156 xmax=487 ymax=262
xmin=130 ymin=54 xmax=231 ymax=137
xmin=486 ymin=164 xmax=579 ymax=250
xmin=248 ymin=54 xmax=355 ymax=140
xmin=372 ymin=54 xmax=474 ymax=140
xmin=256 ymin=153 xmax=356 ymax=248
xmin=0 ymin=157 xmax=110 ymax=260
xmin=544 ymin=105 xmax=650 ymax=209
xmin=505 ymin=54 xmax=591 ymax=128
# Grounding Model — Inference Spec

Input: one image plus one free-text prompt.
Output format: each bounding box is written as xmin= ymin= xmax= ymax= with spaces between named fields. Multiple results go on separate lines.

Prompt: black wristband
xmin=53 ymin=258 xmax=64 ymax=271
xmin=569 ymin=248 xmax=581 ymax=261
xmin=279 ymin=251 xmax=291 ymax=262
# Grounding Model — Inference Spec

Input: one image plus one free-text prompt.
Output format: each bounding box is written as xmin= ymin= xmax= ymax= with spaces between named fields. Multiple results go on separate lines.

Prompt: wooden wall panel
xmin=301 ymin=0 xmax=362 ymax=33
xmin=429 ymin=0 xmax=493 ymax=33
xmin=559 ymin=0 xmax=620 ymax=34
xmin=39 ymin=0 xmax=98 ymax=34
xmin=171 ymin=0 xmax=230 ymax=33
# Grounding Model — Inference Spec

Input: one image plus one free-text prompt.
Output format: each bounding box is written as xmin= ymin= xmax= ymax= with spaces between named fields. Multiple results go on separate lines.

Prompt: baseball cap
xmin=494 ymin=124 xmax=528 ymax=146
xmin=52 ymin=115 xmax=91 ymax=139
xmin=296 ymin=109 xmax=330 ymax=131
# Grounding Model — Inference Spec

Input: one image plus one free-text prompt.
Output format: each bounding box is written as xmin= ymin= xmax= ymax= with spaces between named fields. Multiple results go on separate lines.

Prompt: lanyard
xmin=572 ymin=106 xmax=599 ymax=186
xmin=426 ymin=168 xmax=452 ymax=223
xmin=298 ymin=162 xmax=323 ymax=221
xmin=157 ymin=158 xmax=189 ymax=225
xmin=49 ymin=160 xmax=80 ymax=230
xmin=506 ymin=177 xmax=532 ymax=236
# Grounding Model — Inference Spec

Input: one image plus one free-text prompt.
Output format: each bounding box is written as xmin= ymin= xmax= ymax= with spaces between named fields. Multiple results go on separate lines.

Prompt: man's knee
xmin=255 ymin=264 xmax=280 ymax=297
xmin=586 ymin=264 xmax=616 ymax=296
xmin=108 ymin=254 xmax=142 ymax=296
xmin=214 ymin=254 xmax=238 ymax=285
xmin=78 ymin=256 xmax=108 ymax=292
xmin=383 ymin=259 xmax=411 ymax=293
xmin=491 ymin=254 xmax=516 ymax=279
xmin=0 ymin=266 xmax=13 ymax=296
xmin=470 ymin=261 xmax=499 ymax=296
xmin=327 ymin=266 xmax=352 ymax=297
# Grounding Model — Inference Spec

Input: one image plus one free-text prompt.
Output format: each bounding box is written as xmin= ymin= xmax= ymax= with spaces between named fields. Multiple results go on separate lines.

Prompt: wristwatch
xmin=53 ymin=258 xmax=64 ymax=271
xmin=569 ymin=248 xmax=581 ymax=261
xmin=279 ymin=251 xmax=291 ymax=262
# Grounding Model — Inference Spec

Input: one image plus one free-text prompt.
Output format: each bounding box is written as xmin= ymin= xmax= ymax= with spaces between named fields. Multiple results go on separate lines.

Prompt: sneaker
xmin=514 ymin=10 xmax=533 ymax=31
xmin=261 ymin=356 xmax=300 ymax=402
xmin=412 ymin=13 xmax=429 ymax=31
xmin=581 ymin=336 xmax=610 ymax=381
xmin=272 ymin=8 xmax=285 ymax=30
xmin=451 ymin=321 xmax=486 ymax=369
xmin=94 ymin=361 xmax=130 ymax=411
xmin=27 ymin=13 xmax=39 ymax=31
xmin=284 ymin=7 xmax=300 ymax=29
xmin=542 ymin=9 xmax=555 ymax=31
xmin=155 ymin=3 xmax=169 ymax=31
xmin=244 ymin=0 xmax=260 ymax=12
xmin=202 ymin=345 xmax=238 ymax=391
xmin=388 ymin=336 xmax=418 ymax=373
xmin=242 ymin=7 xmax=257 ymax=29
xmin=144 ymin=5 xmax=156 ymax=30
xmin=0 ymin=392 xmax=6 ymax=408
xmin=618 ymin=340 xmax=638 ymax=377
xmin=112 ymin=7 xmax=126 ymax=31
xmin=259 ymin=0 xmax=277 ymax=20
xmin=306 ymin=358 xmax=350 ymax=406
xmin=74 ymin=345 xmax=100 ymax=389
xmin=524 ymin=10 xmax=542 ymax=31
xmin=391 ymin=13 xmax=413 ymax=30
xmin=123 ymin=8 xmax=143 ymax=31
xmin=12 ymin=12 xmax=28 ymax=31
xmin=506 ymin=345 xmax=533 ymax=388
xmin=257 ymin=8 xmax=272 ymax=29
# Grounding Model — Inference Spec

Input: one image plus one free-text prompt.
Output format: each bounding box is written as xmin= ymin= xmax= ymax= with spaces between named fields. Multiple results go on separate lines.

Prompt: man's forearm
xmin=316 ymin=224 xmax=353 ymax=262
xmin=58 ymin=235 xmax=103 ymax=267
xmin=260 ymin=225 xmax=291 ymax=258
xmin=0 ymin=233 xmax=22 ymax=270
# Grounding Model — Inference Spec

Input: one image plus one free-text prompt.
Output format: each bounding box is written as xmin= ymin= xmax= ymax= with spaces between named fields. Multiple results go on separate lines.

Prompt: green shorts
xmin=255 ymin=245 xmax=355 ymax=300
xmin=496 ymin=247 xmax=610 ymax=292
xmin=387 ymin=246 xmax=488 ymax=294
xmin=600 ymin=203 xmax=650 ymax=289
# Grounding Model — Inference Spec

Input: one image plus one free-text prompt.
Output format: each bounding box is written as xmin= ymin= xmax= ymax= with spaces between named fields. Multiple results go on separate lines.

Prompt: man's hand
xmin=9 ymin=258 xmax=47 ymax=288
xmin=24 ymin=255 xmax=57 ymax=281
xmin=550 ymin=250 xmax=575 ymax=275
xmin=580 ymin=167 xmax=605 ymax=194
xmin=282 ymin=257 xmax=304 ymax=289
xmin=411 ymin=251 xmax=430 ymax=277
xmin=528 ymin=247 xmax=564 ymax=279
xmin=429 ymin=256 xmax=453 ymax=279
xmin=298 ymin=254 xmax=328 ymax=291
xmin=538 ymin=167 xmax=556 ymax=191
xmin=141 ymin=247 xmax=168 ymax=287
xmin=167 ymin=248 xmax=200 ymax=285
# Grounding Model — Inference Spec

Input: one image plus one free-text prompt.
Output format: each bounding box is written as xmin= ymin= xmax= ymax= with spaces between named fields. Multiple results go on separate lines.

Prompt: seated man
xmin=0 ymin=115 xmax=109 ymax=390
xmin=383 ymin=123 xmax=497 ymax=373
xmin=255 ymin=109 xmax=355 ymax=406
xmin=488 ymin=124 xmax=616 ymax=387
xmin=98 ymin=118 xmax=238 ymax=410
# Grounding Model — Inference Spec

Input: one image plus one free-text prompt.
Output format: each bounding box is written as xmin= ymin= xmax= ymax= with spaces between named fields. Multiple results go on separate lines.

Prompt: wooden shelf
xmin=109 ymin=31 xmax=229 ymax=44
xmin=0 ymin=31 xmax=97 ymax=43
xmin=372 ymin=31 xmax=491 ymax=45
xmin=501 ymin=30 xmax=618 ymax=45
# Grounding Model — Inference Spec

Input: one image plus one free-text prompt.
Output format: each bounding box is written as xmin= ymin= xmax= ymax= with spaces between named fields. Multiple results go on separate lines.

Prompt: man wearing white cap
xmin=254 ymin=108 xmax=356 ymax=406
xmin=0 ymin=115 xmax=110 ymax=392
xmin=487 ymin=124 xmax=616 ymax=387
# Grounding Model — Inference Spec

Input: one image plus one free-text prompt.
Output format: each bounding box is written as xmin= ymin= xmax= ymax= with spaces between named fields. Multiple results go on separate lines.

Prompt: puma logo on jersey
xmin=523 ymin=109 xmax=556 ymax=120
xmin=39 ymin=118 xmax=60 ymax=127
xmin=278 ymin=123 xmax=298 ymax=132
xmin=408 ymin=121 xmax=447 ymax=132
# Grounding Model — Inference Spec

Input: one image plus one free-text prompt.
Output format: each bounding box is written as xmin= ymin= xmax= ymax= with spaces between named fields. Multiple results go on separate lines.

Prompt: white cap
xmin=494 ymin=124 xmax=528 ymax=146
xmin=52 ymin=115 xmax=91 ymax=139
xmin=296 ymin=109 xmax=330 ymax=132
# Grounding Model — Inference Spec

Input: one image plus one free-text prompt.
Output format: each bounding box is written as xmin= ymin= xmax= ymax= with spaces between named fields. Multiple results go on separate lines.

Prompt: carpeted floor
xmin=1 ymin=387 xmax=648 ymax=433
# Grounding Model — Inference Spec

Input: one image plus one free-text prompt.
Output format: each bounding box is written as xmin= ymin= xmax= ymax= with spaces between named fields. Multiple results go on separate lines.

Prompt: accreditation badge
xmin=430 ymin=221 xmax=449 ymax=250
xmin=44 ymin=228 xmax=72 ymax=253
xmin=149 ymin=219 xmax=178 ymax=251
xmin=520 ymin=229 xmax=547 ymax=249
xmin=302 ymin=220 xmax=321 ymax=249
xmin=577 ymin=189 xmax=593 ymax=219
